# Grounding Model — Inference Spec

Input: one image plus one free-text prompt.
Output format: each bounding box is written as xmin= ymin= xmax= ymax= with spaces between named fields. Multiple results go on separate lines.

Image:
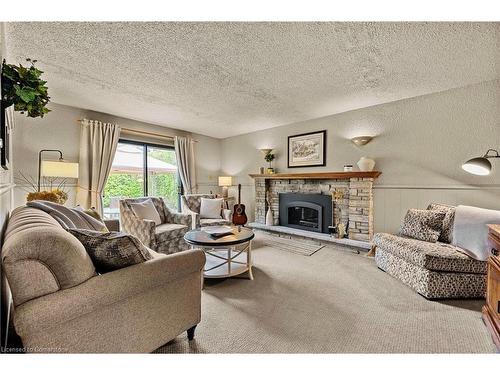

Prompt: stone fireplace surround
xmin=251 ymin=172 xmax=380 ymax=242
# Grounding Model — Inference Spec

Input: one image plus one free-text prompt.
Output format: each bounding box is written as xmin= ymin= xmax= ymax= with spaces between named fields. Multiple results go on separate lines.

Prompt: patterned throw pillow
xmin=399 ymin=209 xmax=446 ymax=243
xmin=426 ymin=203 xmax=456 ymax=243
xmin=69 ymin=229 xmax=153 ymax=274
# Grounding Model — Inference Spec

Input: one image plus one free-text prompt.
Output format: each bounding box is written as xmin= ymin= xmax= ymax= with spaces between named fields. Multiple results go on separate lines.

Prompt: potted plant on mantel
xmin=264 ymin=151 xmax=276 ymax=174
xmin=1 ymin=58 xmax=51 ymax=118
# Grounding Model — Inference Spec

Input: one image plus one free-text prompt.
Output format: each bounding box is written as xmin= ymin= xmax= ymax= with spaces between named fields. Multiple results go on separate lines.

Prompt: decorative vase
xmin=265 ymin=208 xmax=274 ymax=226
xmin=357 ymin=157 xmax=375 ymax=171
xmin=267 ymin=168 xmax=275 ymax=174
xmin=337 ymin=222 xmax=346 ymax=238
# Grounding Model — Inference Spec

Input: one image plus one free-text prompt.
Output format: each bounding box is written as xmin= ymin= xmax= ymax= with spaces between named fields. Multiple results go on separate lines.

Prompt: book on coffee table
xmin=202 ymin=226 xmax=234 ymax=238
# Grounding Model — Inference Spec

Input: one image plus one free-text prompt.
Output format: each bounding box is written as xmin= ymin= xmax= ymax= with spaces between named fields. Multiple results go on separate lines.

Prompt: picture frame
xmin=287 ymin=130 xmax=326 ymax=168
xmin=0 ymin=104 xmax=13 ymax=170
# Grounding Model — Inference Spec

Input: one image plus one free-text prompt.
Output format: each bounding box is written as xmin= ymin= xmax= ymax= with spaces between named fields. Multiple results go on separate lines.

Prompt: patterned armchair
xmin=119 ymin=197 xmax=192 ymax=254
xmin=181 ymin=194 xmax=232 ymax=229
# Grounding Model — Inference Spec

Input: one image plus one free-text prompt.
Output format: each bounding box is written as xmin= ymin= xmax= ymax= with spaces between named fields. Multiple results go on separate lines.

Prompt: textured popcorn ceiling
xmin=4 ymin=22 xmax=499 ymax=138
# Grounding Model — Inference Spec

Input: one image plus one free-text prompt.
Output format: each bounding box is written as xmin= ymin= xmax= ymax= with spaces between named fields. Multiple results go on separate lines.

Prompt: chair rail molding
xmin=0 ymin=183 xmax=15 ymax=196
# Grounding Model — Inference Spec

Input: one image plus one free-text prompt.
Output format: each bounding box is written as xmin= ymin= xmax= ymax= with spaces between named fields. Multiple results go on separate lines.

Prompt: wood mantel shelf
xmin=248 ymin=171 xmax=381 ymax=180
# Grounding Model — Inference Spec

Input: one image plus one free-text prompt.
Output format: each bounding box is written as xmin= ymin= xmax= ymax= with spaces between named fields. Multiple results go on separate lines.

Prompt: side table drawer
xmin=488 ymin=234 xmax=500 ymax=256
xmin=487 ymin=260 xmax=500 ymax=318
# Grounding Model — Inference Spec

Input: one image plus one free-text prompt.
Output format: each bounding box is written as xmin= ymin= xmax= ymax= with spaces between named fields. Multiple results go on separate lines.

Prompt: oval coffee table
xmin=184 ymin=226 xmax=255 ymax=280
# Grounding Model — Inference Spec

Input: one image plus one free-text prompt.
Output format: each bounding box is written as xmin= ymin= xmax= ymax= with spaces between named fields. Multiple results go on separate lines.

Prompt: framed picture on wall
xmin=0 ymin=105 xmax=13 ymax=170
xmin=288 ymin=130 xmax=326 ymax=168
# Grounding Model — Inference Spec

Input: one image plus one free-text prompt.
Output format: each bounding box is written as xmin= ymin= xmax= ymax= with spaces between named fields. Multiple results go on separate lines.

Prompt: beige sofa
xmin=1 ymin=206 xmax=205 ymax=353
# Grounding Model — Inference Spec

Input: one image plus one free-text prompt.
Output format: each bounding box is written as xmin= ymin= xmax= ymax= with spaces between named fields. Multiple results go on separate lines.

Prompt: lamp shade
xmin=461 ymin=157 xmax=492 ymax=176
xmin=218 ymin=176 xmax=233 ymax=187
xmin=41 ymin=160 xmax=79 ymax=179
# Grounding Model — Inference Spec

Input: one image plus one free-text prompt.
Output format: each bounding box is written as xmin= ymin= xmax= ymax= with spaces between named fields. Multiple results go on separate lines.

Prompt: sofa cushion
xmin=183 ymin=194 xmax=216 ymax=213
xmin=69 ymin=229 xmax=153 ymax=274
xmin=200 ymin=218 xmax=232 ymax=227
xmin=155 ymin=223 xmax=189 ymax=243
xmin=200 ymin=198 xmax=223 ymax=219
xmin=373 ymin=233 xmax=487 ymax=274
xmin=130 ymin=199 xmax=162 ymax=225
xmin=399 ymin=209 xmax=445 ymax=243
xmin=375 ymin=247 xmax=486 ymax=299
xmin=427 ymin=203 xmax=455 ymax=243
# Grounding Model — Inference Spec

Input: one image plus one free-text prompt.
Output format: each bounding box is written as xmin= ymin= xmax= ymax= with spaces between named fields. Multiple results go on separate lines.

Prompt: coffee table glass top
xmin=184 ymin=226 xmax=254 ymax=247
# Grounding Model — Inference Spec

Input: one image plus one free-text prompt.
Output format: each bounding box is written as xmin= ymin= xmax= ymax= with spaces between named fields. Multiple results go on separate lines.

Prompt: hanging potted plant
xmin=1 ymin=58 xmax=51 ymax=118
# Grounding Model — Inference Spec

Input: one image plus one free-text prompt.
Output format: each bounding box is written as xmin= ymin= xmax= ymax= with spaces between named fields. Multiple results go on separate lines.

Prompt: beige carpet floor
xmin=155 ymin=232 xmax=496 ymax=353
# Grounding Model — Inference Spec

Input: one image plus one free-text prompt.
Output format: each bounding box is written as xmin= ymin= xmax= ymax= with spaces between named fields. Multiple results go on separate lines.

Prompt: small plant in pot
xmin=264 ymin=151 xmax=275 ymax=174
xmin=1 ymin=58 xmax=51 ymax=118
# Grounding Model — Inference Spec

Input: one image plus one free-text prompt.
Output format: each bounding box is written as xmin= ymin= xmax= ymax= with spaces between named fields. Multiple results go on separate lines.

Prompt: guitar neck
xmin=238 ymin=184 xmax=241 ymax=204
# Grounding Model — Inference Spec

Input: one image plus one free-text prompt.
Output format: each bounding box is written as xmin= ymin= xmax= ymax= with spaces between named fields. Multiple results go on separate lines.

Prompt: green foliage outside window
xmin=103 ymin=146 xmax=179 ymax=212
xmin=148 ymin=173 xmax=178 ymax=209
xmin=103 ymin=174 xmax=143 ymax=208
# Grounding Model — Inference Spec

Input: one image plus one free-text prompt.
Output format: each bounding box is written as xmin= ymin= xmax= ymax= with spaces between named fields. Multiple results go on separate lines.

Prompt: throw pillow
xmin=399 ymin=209 xmax=446 ymax=243
xmin=200 ymin=198 xmax=223 ymax=219
xmin=74 ymin=205 xmax=106 ymax=222
xmin=426 ymin=203 xmax=456 ymax=243
xmin=69 ymin=229 xmax=153 ymax=274
xmin=130 ymin=199 xmax=162 ymax=225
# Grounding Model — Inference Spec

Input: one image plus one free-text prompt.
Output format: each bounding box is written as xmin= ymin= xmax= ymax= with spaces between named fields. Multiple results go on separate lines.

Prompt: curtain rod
xmin=76 ymin=119 xmax=198 ymax=142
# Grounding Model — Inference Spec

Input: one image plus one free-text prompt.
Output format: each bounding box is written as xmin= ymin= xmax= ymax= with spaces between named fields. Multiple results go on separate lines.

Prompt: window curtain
xmin=76 ymin=119 xmax=121 ymax=215
xmin=174 ymin=136 xmax=197 ymax=194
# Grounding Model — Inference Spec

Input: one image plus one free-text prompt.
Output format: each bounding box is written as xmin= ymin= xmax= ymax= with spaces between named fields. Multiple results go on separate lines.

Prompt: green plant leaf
xmin=15 ymin=86 xmax=37 ymax=103
xmin=2 ymin=59 xmax=50 ymax=118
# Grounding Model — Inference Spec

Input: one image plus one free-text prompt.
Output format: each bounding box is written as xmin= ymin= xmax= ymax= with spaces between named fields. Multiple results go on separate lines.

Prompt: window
xmin=103 ymin=140 xmax=180 ymax=219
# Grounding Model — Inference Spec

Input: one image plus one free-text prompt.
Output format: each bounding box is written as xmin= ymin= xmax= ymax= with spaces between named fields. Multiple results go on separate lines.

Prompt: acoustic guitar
xmin=232 ymin=184 xmax=248 ymax=226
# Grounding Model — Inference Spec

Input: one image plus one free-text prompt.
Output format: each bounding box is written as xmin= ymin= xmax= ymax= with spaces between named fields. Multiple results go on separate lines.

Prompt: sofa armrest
xmin=104 ymin=219 xmax=120 ymax=232
xmin=164 ymin=206 xmax=193 ymax=228
xmin=14 ymin=249 xmax=206 ymax=337
xmin=182 ymin=207 xmax=199 ymax=229
xmin=122 ymin=216 xmax=156 ymax=248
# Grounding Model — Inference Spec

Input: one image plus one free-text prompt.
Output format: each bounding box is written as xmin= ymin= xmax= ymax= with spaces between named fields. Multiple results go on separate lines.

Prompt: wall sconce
xmin=462 ymin=149 xmax=499 ymax=176
xmin=259 ymin=148 xmax=273 ymax=155
xmin=351 ymin=136 xmax=374 ymax=147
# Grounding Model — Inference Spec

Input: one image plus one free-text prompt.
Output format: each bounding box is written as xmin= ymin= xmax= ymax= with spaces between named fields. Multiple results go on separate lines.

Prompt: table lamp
xmin=218 ymin=176 xmax=233 ymax=198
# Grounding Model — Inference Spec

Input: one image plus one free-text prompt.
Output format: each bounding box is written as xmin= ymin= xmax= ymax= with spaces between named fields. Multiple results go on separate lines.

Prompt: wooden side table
xmin=223 ymin=196 xmax=235 ymax=210
xmin=483 ymin=224 xmax=500 ymax=350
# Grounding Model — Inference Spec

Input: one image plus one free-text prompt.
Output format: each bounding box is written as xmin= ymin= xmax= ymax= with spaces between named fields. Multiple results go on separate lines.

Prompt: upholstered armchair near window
xmin=120 ymin=197 xmax=192 ymax=254
xmin=181 ymin=194 xmax=232 ymax=229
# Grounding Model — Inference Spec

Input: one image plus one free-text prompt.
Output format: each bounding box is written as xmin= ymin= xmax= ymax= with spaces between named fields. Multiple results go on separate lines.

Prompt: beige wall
xmin=12 ymin=102 xmax=221 ymax=208
xmin=220 ymin=80 xmax=500 ymax=233
xmin=0 ymin=21 xmax=15 ymax=350
xmin=9 ymin=79 xmax=500 ymax=233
